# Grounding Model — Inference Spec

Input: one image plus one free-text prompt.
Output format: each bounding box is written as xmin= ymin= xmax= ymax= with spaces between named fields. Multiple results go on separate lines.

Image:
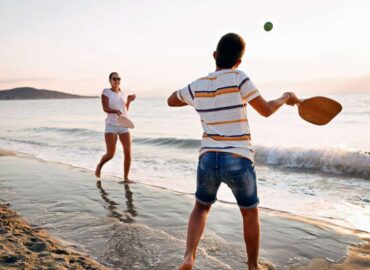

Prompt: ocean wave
xmin=133 ymin=136 xmax=369 ymax=179
xmin=0 ymin=137 xmax=50 ymax=147
xmin=25 ymin=127 xmax=100 ymax=136
xmin=254 ymin=146 xmax=370 ymax=179
xmin=133 ymin=137 xmax=200 ymax=149
xmin=1 ymin=131 xmax=369 ymax=179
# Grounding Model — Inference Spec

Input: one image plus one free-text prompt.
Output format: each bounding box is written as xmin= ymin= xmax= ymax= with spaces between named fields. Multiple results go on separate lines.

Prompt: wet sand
xmin=0 ymin=150 xmax=369 ymax=269
xmin=0 ymin=149 xmax=15 ymax=156
xmin=0 ymin=203 xmax=108 ymax=269
xmin=288 ymin=240 xmax=369 ymax=270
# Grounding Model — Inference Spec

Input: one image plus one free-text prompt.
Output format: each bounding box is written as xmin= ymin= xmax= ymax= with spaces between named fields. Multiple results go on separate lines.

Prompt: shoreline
xmin=0 ymin=148 xmax=369 ymax=269
xmin=1 ymin=148 xmax=368 ymax=235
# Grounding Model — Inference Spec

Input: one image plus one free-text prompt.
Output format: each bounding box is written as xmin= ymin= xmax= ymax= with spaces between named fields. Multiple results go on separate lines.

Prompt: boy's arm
xmin=167 ymin=91 xmax=188 ymax=107
xmin=168 ymin=83 xmax=196 ymax=107
xmin=249 ymin=92 xmax=298 ymax=117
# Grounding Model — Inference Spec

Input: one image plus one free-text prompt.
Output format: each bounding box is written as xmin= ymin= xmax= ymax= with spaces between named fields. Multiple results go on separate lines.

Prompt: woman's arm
xmin=101 ymin=95 xmax=122 ymax=115
xmin=126 ymin=94 xmax=136 ymax=111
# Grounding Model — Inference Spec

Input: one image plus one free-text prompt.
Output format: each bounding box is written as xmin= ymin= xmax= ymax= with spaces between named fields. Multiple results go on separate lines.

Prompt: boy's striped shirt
xmin=176 ymin=69 xmax=260 ymax=161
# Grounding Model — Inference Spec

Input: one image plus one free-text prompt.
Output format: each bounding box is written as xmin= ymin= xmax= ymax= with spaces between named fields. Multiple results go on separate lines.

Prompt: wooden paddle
xmin=117 ymin=115 xmax=135 ymax=129
xmin=295 ymin=96 xmax=342 ymax=125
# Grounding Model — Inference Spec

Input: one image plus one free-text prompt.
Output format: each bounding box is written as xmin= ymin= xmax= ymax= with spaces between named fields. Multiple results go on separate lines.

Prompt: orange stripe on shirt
xmin=195 ymin=87 xmax=239 ymax=98
xmin=202 ymin=118 xmax=248 ymax=125
xmin=242 ymin=89 xmax=258 ymax=100
xmin=203 ymin=133 xmax=251 ymax=141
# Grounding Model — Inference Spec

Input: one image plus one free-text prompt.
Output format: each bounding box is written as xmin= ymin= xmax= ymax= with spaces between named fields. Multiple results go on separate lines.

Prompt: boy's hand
xmin=284 ymin=92 xmax=299 ymax=106
xmin=127 ymin=94 xmax=136 ymax=103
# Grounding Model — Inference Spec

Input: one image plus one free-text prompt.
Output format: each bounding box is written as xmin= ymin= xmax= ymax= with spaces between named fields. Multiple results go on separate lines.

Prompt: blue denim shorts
xmin=195 ymin=152 xmax=259 ymax=208
xmin=105 ymin=123 xmax=129 ymax=134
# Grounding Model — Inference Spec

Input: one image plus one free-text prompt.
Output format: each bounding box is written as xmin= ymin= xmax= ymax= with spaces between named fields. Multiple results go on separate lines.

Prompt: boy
xmin=167 ymin=33 xmax=299 ymax=270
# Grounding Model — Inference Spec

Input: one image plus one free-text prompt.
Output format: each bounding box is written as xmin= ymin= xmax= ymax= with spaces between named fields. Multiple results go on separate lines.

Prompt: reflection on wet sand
xmin=96 ymin=180 xmax=136 ymax=223
xmin=123 ymin=182 xmax=137 ymax=217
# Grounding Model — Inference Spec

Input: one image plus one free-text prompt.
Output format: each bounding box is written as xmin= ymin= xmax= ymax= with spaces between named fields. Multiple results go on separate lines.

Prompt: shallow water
xmin=0 ymin=156 xmax=364 ymax=269
xmin=0 ymin=94 xmax=369 ymax=232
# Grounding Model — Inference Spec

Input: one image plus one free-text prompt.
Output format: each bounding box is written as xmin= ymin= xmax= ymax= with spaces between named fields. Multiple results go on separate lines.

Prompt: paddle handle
xmin=284 ymin=93 xmax=303 ymax=106
xmin=296 ymin=99 xmax=304 ymax=106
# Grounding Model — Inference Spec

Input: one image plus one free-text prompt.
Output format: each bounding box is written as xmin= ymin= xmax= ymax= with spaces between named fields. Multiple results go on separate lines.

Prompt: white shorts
xmin=105 ymin=123 xmax=129 ymax=134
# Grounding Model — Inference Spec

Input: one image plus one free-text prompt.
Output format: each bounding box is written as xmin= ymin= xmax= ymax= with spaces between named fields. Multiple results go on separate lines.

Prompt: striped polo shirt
xmin=176 ymin=69 xmax=260 ymax=161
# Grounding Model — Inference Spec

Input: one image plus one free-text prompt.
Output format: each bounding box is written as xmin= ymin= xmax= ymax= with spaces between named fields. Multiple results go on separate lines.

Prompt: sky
xmin=0 ymin=0 xmax=369 ymax=96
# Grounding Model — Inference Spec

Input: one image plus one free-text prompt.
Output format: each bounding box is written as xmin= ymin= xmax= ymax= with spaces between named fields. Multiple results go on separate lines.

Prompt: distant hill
xmin=0 ymin=87 xmax=97 ymax=100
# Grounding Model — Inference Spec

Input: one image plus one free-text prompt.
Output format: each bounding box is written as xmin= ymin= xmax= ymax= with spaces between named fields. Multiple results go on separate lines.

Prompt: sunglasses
xmin=112 ymin=77 xmax=121 ymax=81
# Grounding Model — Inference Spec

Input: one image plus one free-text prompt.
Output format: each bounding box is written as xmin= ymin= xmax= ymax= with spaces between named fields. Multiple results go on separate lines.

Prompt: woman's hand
xmin=127 ymin=94 xmax=136 ymax=103
xmin=112 ymin=110 xmax=122 ymax=116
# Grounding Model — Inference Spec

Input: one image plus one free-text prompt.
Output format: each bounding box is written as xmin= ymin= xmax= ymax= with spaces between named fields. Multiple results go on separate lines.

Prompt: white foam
xmin=255 ymin=145 xmax=370 ymax=179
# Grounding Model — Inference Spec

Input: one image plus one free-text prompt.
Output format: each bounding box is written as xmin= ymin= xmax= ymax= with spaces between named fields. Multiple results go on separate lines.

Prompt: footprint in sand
xmin=53 ymin=248 xmax=70 ymax=255
xmin=0 ymin=254 xmax=24 ymax=264
xmin=25 ymin=240 xmax=47 ymax=252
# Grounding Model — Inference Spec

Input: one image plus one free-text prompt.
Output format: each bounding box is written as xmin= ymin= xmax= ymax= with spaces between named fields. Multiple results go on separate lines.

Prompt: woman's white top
xmin=102 ymin=88 xmax=127 ymax=126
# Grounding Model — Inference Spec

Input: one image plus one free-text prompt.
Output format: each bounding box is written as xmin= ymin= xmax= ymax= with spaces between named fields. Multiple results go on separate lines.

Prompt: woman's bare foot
xmin=178 ymin=255 xmax=194 ymax=270
xmin=123 ymin=178 xmax=135 ymax=184
xmin=95 ymin=165 xmax=101 ymax=178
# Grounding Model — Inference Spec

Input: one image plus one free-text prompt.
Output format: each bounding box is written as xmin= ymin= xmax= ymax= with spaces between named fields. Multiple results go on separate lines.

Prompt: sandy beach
xmin=0 ymin=202 xmax=108 ymax=270
xmin=0 ymin=149 xmax=368 ymax=269
xmin=1 ymin=0 xmax=370 ymax=268
xmin=1 ymin=149 xmax=109 ymax=269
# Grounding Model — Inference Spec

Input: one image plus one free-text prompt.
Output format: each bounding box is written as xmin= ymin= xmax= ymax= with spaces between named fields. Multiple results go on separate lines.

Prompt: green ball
xmin=264 ymin=22 xmax=273 ymax=32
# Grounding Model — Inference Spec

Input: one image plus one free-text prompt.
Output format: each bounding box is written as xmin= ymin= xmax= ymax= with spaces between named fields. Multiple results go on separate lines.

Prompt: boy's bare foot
xmin=178 ymin=255 xmax=194 ymax=270
xmin=95 ymin=166 xmax=101 ymax=178
xmin=249 ymin=262 xmax=269 ymax=270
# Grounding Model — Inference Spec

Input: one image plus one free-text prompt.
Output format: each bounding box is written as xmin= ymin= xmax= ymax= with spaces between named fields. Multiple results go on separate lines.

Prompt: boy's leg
xmin=223 ymin=156 xmax=261 ymax=269
xmin=180 ymin=152 xmax=218 ymax=269
xmin=179 ymin=201 xmax=211 ymax=270
xmin=240 ymin=207 xmax=262 ymax=270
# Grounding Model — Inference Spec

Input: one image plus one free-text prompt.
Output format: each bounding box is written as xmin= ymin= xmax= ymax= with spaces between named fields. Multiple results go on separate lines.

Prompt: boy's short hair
xmin=215 ymin=33 xmax=245 ymax=68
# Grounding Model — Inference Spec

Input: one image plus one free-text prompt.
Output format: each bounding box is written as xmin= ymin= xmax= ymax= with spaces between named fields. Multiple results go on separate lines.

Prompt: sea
xmin=0 ymin=93 xmax=369 ymax=233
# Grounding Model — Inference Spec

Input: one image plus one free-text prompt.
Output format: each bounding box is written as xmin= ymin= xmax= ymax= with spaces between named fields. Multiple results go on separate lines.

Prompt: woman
xmin=95 ymin=72 xmax=136 ymax=182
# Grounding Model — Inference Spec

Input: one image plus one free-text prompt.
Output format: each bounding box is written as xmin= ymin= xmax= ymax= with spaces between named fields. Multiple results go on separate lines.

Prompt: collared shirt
xmin=176 ymin=69 xmax=260 ymax=161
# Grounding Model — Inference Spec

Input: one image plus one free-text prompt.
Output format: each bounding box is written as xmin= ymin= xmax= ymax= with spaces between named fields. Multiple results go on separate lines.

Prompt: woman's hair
xmin=109 ymin=72 xmax=119 ymax=80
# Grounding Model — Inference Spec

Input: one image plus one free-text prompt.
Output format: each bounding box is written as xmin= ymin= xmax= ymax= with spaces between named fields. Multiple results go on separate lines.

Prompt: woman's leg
xmin=118 ymin=132 xmax=132 ymax=182
xmin=95 ymin=133 xmax=118 ymax=178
